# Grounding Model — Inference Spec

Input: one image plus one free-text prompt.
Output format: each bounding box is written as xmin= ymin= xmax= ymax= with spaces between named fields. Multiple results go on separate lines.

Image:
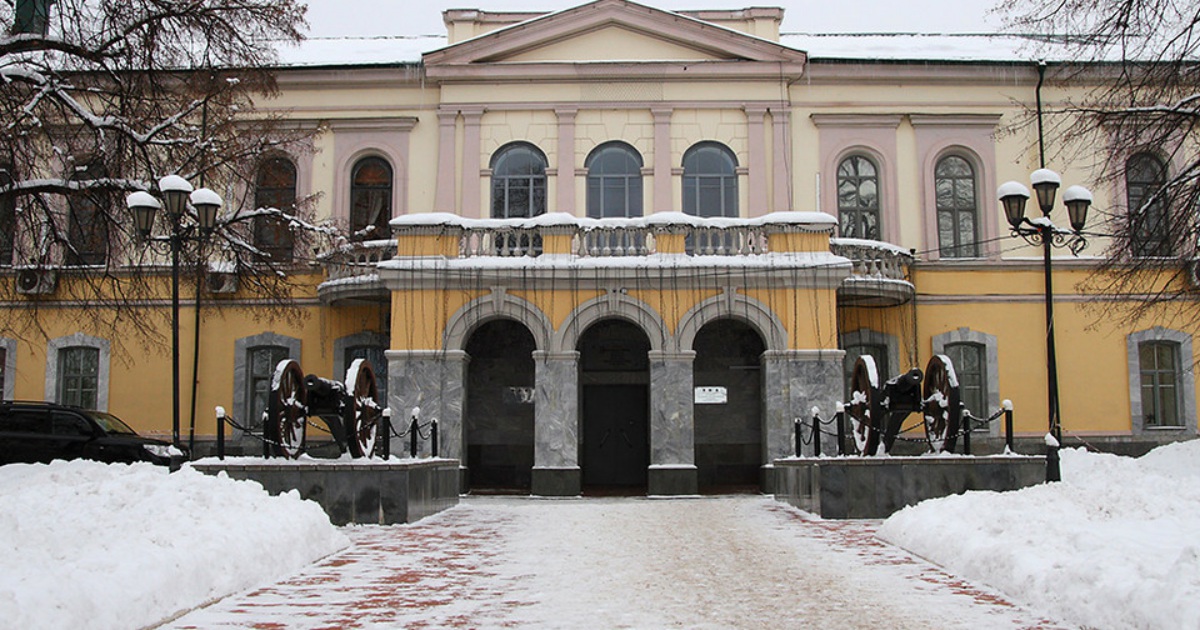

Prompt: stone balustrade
xmin=829 ymin=237 xmax=915 ymax=306
xmin=322 ymin=239 xmax=397 ymax=280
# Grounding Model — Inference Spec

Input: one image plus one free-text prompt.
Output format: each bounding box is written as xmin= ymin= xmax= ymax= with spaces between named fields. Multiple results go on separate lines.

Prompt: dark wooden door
xmin=582 ymin=385 xmax=648 ymax=487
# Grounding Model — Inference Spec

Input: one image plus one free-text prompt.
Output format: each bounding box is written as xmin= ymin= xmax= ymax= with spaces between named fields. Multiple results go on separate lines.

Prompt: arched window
xmin=935 ymin=155 xmax=979 ymax=258
xmin=490 ymin=143 xmax=547 ymax=219
xmin=682 ymin=142 xmax=738 ymax=218
xmin=837 ymin=155 xmax=880 ymax=240
xmin=253 ymin=157 xmax=297 ymax=263
xmin=586 ymin=142 xmax=643 ymax=219
xmin=67 ymin=161 xmax=109 ymax=266
xmin=945 ymin=342 xmax=986 ymax=420
xmin=350 ymin=157 xmax=392 ymax=239
xmin=1126 ymin=152 xmax=1170 ymax=256
xmin=0 ymin=164 xmax=13 ymax=266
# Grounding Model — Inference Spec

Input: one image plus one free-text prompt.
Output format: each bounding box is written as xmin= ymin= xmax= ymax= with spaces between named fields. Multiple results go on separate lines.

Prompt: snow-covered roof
xmin=780 ymin=32 xmax=1076 ymax=63
xmin=273 ymin=36 xmax=440 ymax=67
xmin=269 ymin=31 xmax=1082 ymax=69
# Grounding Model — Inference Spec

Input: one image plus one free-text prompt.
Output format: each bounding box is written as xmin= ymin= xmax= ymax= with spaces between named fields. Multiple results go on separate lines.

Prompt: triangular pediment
xmin=425 ymin=0 xmax=806 ymax=68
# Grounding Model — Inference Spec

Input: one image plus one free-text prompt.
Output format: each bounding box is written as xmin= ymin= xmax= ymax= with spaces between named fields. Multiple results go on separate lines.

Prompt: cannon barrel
xmin=883 ymin=367 xmax=923 ymax=395
xmin=304 ymin=374 xmax=346 ymax=416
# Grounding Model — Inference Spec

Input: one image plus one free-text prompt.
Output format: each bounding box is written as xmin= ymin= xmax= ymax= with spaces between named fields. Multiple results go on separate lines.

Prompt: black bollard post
xmin=811 ymin=408 xmax=821 ymax=457
xmin=794 ymin=418 xmax=802 ymax=457
xmin=835 ymin=407 xmax=846 ymax=456
xmin=431 ymin=419 xmax=439 ymax=458
xmin=1046 ymin=440 xmax=1061 ymax=482
xmin=1004 ymin=402 xmax=1014 ymax=453
xmin=409 ymin=417 xmax=418 ymax=458
xmin=261 ymin=412 xmax=270 ymax=458
xmin=381 ymin=409 xmax=391 ymax=460
xmin=961 ymin=402 xmax=971 ymax=455
xmin=216 ymin=407 xmax=226 ymax=460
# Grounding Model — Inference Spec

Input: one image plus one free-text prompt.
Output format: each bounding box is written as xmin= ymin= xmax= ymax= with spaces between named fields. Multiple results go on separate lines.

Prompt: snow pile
xmin=0 ymin=461 xmax=348 ymax=629
xmin=879 ymin=441 xmax=1200 ymax=629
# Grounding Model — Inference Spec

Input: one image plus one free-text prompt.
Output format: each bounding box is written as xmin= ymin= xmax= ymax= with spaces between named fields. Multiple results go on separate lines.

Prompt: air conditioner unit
xmin=16 ymin=268 xmax=57 ymax=295
xmin=206 ymin=271 xmax=239 ymax=294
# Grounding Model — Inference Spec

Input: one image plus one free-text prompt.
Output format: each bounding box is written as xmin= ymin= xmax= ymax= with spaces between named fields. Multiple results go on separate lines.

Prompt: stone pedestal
xmin=532 ymin=351 xmax=581 ymax=495
xmin=648 ymin=351 xmax=698 ymax=495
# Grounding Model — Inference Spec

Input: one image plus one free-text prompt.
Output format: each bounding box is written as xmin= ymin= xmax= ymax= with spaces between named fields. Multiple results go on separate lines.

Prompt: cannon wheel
xmin=847 ymin=356 xmax=882 ymax=456
xmin=267 ymin=359 xmax=307 ymax=459
xmin=346 ymin=359 xmax=381 ymax=458
xmin=922 ymin=354 xmax=961 ymax=453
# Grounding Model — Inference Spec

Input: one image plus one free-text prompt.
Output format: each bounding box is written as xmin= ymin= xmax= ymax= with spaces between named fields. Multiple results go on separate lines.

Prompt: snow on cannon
xmin=264 ymin=358 xmax=384 ymax=459
xmin=846 ymin=354 xmax=962 ymax=456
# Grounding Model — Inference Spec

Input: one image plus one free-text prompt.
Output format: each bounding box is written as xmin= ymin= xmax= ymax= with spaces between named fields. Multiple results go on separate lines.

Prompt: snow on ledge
xmin=389 ymin=211 xmax=837 ymax=231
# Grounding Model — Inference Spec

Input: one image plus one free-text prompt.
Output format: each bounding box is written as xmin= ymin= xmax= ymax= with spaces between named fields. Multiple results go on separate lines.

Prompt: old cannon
xmin=264 ymin=358 xmax=383 ymax=459
xmin=846 ymin=354 xmax=962 ymax=456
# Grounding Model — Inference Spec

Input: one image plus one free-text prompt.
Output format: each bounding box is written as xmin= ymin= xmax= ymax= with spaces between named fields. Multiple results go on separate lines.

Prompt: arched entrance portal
xmin=693 ymin=319 xmax=766 ymax=492
xmin=465 ymin=319 xmax=536 ymax=491
xmin=578 ymin=319 xmax=650 ymax=491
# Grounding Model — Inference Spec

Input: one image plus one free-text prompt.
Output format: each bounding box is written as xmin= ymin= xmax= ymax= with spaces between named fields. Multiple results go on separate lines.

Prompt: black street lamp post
xmin=997 ymin=169 xmax=1092 ymax=482
xmin=127 ymin=177 xmax=223 ymax=454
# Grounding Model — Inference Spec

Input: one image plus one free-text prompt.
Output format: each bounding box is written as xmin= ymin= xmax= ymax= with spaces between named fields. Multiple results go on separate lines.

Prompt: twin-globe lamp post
xmin=126 ymin=176 xmax=223 ymax=453
xmin=997 ymin=169 xmax=1092 ymax=481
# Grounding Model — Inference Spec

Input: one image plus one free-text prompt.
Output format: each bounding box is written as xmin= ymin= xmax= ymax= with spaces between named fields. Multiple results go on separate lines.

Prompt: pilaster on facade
xmin=652 ymin=107 xmax=674 ymax=213
xmin=461 ymin=108 xmax=485 ymax=218
xmin=531 ymin=350 xmax=583 ymax=495
xmin=385 ymin=349 xmax=468 ymax=464
xmin=770 ymin=107 xmax=792 ymax=212
xmin=555 ymin=107 xmax=579 ymax=215
xmin=744 ymin=105 xmax=769 ymax=216
xmin=434 ymin=110 xmax=459 ymax=213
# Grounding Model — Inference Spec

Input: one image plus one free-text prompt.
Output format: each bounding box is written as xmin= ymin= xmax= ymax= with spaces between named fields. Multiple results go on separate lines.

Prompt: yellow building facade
xmin=1 ymin=0 xmax=1195 ymax=495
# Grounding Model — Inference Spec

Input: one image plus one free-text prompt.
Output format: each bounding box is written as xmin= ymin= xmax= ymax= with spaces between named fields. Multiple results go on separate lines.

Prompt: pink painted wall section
xmin=812 ymin=114 xmax=903 ymax=244
xmin=555 ymin=107 xmax=578 ymax=215
xmin=745 ymin=106 xmax=768 ymax=217
xmin=653 ymin=108 xmax=673 ymax=213
xmin=330 ymin=118 xmax=417 ymax=225
xmin=462 ymin=109 xmax=485 ymax=218
xmin=434 ymin=111 xmax=458 ymax=213
xmin=910 ymin=115 xmax=1002 ymax=260
xmin=770 ymin=109 xmax=792 ymax=212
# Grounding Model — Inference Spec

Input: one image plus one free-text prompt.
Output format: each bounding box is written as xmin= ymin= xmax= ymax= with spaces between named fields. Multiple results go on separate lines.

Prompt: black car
xmin=0 ymin=401 xmax=186 ymax=467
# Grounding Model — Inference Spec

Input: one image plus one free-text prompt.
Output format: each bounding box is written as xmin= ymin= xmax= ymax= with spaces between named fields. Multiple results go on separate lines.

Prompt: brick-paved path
xmin=166 ymin=496 xmax=1070 ymax=629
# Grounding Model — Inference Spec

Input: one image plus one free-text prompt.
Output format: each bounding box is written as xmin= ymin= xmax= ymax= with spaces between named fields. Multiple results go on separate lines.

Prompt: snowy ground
xmin=168 ymin=496 xmax=1061 ymax=629
xmin=3 ymin=442 xmax=1197 ymax=629
xmin=880 ymin=440 xmax=1200 ymax=630
xmin=0 ymin=461 xmax=348 ymax=630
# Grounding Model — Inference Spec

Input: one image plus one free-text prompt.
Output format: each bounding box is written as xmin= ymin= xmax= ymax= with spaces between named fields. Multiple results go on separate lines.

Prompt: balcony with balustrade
xmin=317 ymin=213 xmax=914 ymax=307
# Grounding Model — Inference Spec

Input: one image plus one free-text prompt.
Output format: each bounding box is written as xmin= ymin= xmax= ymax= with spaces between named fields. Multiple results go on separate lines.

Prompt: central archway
xmin=578 ymin=319 xmax=650 ymax=492
xmin=693 ymin=319 xmax=766 ymax=492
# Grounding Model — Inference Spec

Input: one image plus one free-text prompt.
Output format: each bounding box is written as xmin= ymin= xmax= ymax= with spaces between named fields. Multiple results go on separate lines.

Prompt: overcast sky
xmin=302 ymin=0 xmax=1006 ymax=38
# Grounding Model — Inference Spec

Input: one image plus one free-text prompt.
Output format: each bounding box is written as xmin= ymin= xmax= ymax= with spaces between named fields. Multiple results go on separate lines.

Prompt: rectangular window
xmin=1140 ymin=341 xmax=1180 ymax=427
xmin=946 ymin=343 xmax=986 ymax=419
xmin=248 ymin=346 xmax=289 ymax=431
xmin=58 ymin=346 xmax=99 ymax=408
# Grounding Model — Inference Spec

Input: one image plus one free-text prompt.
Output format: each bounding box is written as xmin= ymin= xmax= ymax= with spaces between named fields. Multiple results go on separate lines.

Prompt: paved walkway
xmin=167 ymin=496 xmax=1068 ymax=629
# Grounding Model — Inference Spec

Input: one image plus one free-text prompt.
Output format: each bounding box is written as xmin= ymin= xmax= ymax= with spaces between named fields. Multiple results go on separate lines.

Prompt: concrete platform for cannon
xmin=773 ymin=455 xmax=1046 ymax=519
xmin=191 ymin=457 xmax=460 ymax=525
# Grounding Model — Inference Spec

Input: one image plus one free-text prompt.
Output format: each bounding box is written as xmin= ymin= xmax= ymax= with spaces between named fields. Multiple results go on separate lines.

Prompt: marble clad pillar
xmin=532 ymin=351 xmax=581 ymax=496
xmin=648 ymin=350 xmax=699 ymax=495
xmin=761 ymin=349 xmax=844 ymax=490
xmin=385 ymin=350 xmax=468 ymax=470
